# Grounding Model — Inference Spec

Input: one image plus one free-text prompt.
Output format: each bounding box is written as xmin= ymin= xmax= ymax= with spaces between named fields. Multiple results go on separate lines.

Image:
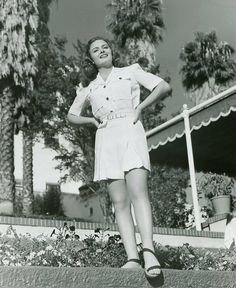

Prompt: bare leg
xmin=107 ymin=179 xmax=141 ymax=268
xmin=125 ymin=168 xmax=161 ymax=273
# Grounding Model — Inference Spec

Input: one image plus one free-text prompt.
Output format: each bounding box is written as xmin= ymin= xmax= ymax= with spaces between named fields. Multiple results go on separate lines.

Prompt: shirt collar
xmin=94 ymin=66 xmax=117 ymax=84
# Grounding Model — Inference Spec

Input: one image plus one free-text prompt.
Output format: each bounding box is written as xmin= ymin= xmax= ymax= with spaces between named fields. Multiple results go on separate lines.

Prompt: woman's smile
xmin=100 ymin=53 xmax=108 ymax=58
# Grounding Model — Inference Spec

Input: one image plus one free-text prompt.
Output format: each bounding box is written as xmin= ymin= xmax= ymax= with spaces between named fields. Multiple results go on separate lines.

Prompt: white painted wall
xmin=61 ymin=193 xmax=104 ymax=222
xmin=14 ymin=132 xmax=81 ymax=195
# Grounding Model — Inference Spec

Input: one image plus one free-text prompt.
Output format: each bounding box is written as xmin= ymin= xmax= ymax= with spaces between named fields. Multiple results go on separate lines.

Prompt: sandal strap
xmin=146 ymin=265 xmax=161 ymax=272
xmin=142 ymin=248 xmax=156 ymax=256
xmin=127 ymin=258 xmax=141 ymax=264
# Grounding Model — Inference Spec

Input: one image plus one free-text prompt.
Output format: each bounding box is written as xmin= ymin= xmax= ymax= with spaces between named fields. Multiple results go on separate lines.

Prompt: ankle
xmin=142 ymin=243 xmax=155 ymax=251
xmin=122 ymin=259 xmax=141 ymax=269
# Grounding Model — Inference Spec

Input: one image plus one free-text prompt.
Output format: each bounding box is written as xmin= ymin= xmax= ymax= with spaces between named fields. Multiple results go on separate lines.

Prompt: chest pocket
xmin=110 ymin=74 xmax=133 ymax=109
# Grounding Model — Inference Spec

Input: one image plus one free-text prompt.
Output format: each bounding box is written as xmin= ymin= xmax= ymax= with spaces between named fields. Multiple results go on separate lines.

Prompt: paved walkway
xmin=0 ymin=266 xmax=236 ymax=288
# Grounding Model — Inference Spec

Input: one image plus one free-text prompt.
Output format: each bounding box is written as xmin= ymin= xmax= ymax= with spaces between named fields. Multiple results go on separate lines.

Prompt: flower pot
xmin=211 ymin=195 xmax=231 ymax=215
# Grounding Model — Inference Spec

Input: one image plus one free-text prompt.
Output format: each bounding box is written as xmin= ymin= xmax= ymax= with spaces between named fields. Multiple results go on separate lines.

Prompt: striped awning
xmin=146 ymin=86 xmax=236 ymax=176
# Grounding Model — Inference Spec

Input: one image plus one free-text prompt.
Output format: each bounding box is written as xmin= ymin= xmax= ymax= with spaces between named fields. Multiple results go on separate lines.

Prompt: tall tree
xmin=180 ymin=31 xmax=236 ymax=105
xmin=0 ymin=0 xmax=39 ymax=215
xmin=107 ymin=0 xmax=165 ymax=68
xmin=17 ymin=0 xmax=56 ymax=216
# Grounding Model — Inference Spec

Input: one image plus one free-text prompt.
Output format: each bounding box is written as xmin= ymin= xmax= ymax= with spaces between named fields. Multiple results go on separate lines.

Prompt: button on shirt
xmin=68 ymin=63 xmax=163 ymax=121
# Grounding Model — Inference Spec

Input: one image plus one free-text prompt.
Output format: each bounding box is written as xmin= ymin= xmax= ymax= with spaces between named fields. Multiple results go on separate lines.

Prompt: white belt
xmin=102 ymin=110 xmax=134 ymax=121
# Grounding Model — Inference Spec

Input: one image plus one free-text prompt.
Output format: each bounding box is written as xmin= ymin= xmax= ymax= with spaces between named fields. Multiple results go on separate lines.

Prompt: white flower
xmin=5 ymin=251 xmax=11 ymax=256
xmin=45 ymin=245 xmax=53 ymax=251
xmin=37 ymin=250 xmax=45 ymax=256
xmin=42 ymin=259 xmax=48 ymax=265
xmin=2 ymin=259 xmax=10 ymax=265
xmin=27 ymin=252 xmax=36 ymax=260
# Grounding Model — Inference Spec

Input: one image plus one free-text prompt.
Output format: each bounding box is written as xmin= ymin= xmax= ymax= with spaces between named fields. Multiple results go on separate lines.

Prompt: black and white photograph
xmin=0 ymin=0 xmax=236 ymax=287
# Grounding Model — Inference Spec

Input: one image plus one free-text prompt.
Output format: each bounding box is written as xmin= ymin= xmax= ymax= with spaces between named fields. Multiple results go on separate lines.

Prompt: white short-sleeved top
xmin=68 ymin=63 xmax=163 ymax=121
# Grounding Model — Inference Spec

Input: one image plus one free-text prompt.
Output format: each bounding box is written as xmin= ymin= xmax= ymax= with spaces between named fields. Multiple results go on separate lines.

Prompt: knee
xmin=113 ymin=197 xmax=130 ymax=212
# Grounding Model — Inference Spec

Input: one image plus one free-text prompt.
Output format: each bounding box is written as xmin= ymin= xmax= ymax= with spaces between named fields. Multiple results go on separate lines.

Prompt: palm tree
xmin=180 ymin=31 xmax=236 ymax=105
xmin=20 ymin=0 xmax=56 ymax=216
xmin=106 ymin=0 xmax=165 ymax=67
xmin=0 ymin=0 xmax=38 ymax=215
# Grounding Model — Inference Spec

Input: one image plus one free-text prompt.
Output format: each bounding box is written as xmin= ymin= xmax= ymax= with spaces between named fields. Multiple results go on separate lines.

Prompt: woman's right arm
xmin=67 ymin=85 xmax=99 ymax=128
xmin=67 ymin=113 xmax=99 ymax=127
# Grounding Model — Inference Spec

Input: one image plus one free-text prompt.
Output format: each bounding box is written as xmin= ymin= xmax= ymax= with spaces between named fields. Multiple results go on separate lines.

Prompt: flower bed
xmin=0 ymin=225 xmax=235 ymax=271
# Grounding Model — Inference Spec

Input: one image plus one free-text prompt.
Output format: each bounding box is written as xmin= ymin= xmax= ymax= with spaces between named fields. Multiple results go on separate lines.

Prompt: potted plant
xmin=197 ymin=172 xmax=235 ymax=215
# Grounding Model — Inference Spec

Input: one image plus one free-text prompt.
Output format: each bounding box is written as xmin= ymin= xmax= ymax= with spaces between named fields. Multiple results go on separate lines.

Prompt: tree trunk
xmin=22 ymin=130 xmax=34 ymax=216
xmin=0 ymin=85 xmax=15 ymax=215
xmin=98 ymin=182 xmax=115 ymax=223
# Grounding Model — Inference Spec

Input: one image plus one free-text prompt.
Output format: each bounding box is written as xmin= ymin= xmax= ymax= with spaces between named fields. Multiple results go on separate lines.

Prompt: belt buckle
xmin=107 ymin=112 xmax=127 ymax=120
xmin=107 ymin=114 xmax=114 ymax=120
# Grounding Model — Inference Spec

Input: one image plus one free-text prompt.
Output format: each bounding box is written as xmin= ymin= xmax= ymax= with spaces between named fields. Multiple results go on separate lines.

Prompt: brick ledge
xmin=0 ymin=215 xmax=224 ymax=239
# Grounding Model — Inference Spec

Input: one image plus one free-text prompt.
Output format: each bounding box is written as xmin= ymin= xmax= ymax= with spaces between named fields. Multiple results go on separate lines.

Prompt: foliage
xmin=106 ymin=0 xmax=164 ymax=48
xmin=148 ymin=164 xmax=190 ymax=228
xmin=197 ymin=172 xmax=235 ymax=199
xmin=36 ymin=37 xmax=95 ymax=185
xmin=1 ymin=226 xmax=236 ymax=271
xmin=176 ymin=204 xmax=212 ymax=229
xmin=155 ymin=242 xmax=236 ymax=271
xmin=0 ymin=225 xmax=125 ymax=268
xmin=13 ymin=0 xmax=58 ymax=134
xmin=180 ymin=31 xmax=236 ymax=105
xmin=0 ymin=0 xmax=38 ymax=88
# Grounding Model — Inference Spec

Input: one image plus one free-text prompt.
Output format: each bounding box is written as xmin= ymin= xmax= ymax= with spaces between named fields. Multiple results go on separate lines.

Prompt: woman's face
xmin=89 ymin=39 xmax=113 ymax=69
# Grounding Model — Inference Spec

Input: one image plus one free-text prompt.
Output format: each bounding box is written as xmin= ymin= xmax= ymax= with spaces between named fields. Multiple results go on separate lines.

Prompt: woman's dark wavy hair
xmin=80 ymin=36 xmax=119 ymax=87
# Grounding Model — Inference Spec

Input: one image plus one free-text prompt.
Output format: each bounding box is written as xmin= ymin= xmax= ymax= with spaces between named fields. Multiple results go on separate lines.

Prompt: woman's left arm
xmin=138 ymin=80 xmax=171 ymax=111
xmin=133 ymin=80 xmax=171 ymax=123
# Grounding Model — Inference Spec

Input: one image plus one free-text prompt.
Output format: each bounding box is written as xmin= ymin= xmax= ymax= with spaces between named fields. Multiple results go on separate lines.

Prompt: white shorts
xmin=93 ymin=113 xmax=150 ymax=182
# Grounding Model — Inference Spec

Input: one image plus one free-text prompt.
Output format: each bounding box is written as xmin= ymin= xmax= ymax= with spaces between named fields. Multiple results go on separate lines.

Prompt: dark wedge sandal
xmin=142 ymin=248 xmax=162 ymax=278
xmin=122 ymin=258 xmax=141 ymax=268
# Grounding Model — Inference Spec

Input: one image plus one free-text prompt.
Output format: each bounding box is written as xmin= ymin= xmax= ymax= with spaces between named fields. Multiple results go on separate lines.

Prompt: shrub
xmin=1 ymin=226 xmax=236 ymax=271
xmin=197 ymin=172 xmax=235 ymax=199
xmin=148 ymin=164 xmax=189 ymax=228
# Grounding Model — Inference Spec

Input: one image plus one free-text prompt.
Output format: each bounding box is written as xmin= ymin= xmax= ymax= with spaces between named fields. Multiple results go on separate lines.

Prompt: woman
xmin=67 ymin=37 xmax=171 ymax=277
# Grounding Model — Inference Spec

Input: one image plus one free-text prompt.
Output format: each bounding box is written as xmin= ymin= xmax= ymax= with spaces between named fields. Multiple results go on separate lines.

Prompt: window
xmin=46 ymin=183 xmax=60 ymax=193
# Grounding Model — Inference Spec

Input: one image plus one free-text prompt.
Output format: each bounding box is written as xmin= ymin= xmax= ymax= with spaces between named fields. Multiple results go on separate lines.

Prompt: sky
xmin=49 ymin=0 xmax=236 ymax=119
